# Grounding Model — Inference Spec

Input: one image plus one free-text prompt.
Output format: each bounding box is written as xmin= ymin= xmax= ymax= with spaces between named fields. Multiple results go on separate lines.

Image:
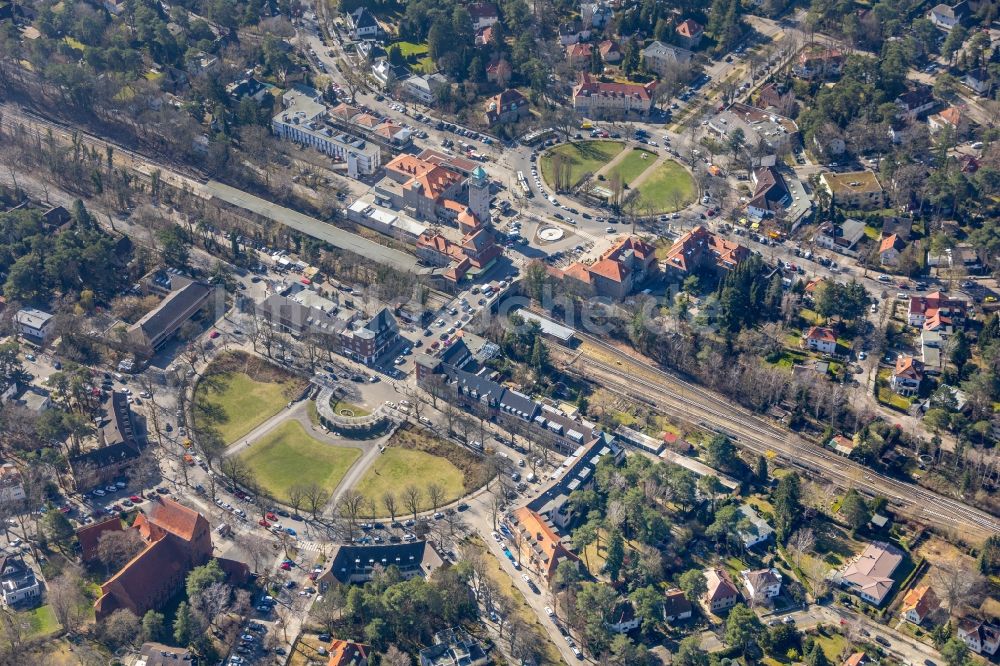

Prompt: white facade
xmin=14 ymin=308 xmax=53 ymax=342
xmin=271 ymin=89 xmax=381 ymax=176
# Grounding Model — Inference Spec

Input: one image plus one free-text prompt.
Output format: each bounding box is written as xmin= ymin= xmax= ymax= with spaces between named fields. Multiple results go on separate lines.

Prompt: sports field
xmin=240 ymin=421 xmax=361 ymax=502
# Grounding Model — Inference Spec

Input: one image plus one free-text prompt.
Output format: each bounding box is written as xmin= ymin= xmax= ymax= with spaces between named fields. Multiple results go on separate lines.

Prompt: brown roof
xmin=843 ymin=652 xmax=867 ymax=666
xmin=677 ymin=19 xmax=703 ymax=37
xmin=76 ymin=517 xmax=123 ymax=562
xmin=894 ymin=356 xmax=924 ymax=380
xmin=664 ymin=226 xmax=750 ymax=273
xmin=879 ymin=233 xmax=905 ymax=254
xmin=588 ymin=258 xmax=628 ymax=283
xmin=511 ymin=508 xmax=578 ymax=579
xmin=705 ymin=568 xmax=739 ymax=602
xmin=566 ymin=43 xmax=593 ymax=58
xmin=573 ymin=72 xmax=655 ymax=102
xmin=96 ymin=536 xmax=188 ymax=617
xmin=144 ymin=497 xmax=207 ymax=542
xmin=901 ymin=585 xmax=939 ymax=618
xmin=804 ymin=326 xmax=837 ymax=343
xmin=328 ymin=638 xmax=370 ymax=666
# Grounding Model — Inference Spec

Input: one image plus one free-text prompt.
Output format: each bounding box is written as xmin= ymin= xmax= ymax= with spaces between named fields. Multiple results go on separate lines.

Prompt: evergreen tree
xmin=755 ymin=455 xmax=769 ymax=485
xmin=773 ymin=473 xmax=801 ymax=543
xmin=605 ymin=529 xmax=625 ymax=581
xmin=805 ymin=642 xmax=831 ymax=666
xmin=173 ymin=601 xmax=194 ymax=646
xmin=840 ymin=488 xmax=871 ymax=531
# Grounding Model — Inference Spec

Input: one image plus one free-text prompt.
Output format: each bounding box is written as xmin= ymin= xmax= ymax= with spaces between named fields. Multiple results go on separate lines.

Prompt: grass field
xmin=605 ymin=148 xmax=656 ymax=186
xmin=20 ymin=605 xmax=60 ymax=639
xmin=395 ymin=41 xmax=428 ymax=57
xmin=355 ymin=448 xmax=465 ymax=514
xmin=239 ymin=421 xmax=360 ymax=502
xmin=540 ymin=140 xmax=624 ymax=189
xmin=332 ymin=399 xmax=370 ymax=417
xmin=353 ymin=426 xmax=489 ymax=515
xmin=635 ymin=159 xmax=697 ymax=212
xmin=195 ymin=372 xmax=291 ymax=444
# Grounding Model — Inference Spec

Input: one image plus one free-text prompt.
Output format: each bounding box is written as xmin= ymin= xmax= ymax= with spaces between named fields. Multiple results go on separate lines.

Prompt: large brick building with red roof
xmin=557 ymin=235 xmax=656 ymax=300
xmin=571 ymin=72 xmax=657 ymax=118
xmin=662 ymin=226 xmax=750 ymax=276
xmin=90 ymin=498 xmax=240 ymax=620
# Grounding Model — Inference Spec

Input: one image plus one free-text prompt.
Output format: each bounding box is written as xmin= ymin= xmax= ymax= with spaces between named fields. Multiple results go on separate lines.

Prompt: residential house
xmin=14 ymin=308 xmax=54 ymax=343
xmin=928 ymin=1 xmax=970 ymax=30
xmin=662 ymin=588 xmax=694 ymax=622
xmin=662 ymin=225 xmax=750 ymax=275
xmin=802 ymin=326 xmax=838 ymax=354
xmin=467 ymin=2 xmax=499 ymax=30
xmin=137 ymin=643 xmax=199 ymax=666
xmin=676 ymin=19 xmax=704 ymax=48
xmin=928 ymin=106 xmax=968 ymax=137
xmin=747 ymin=166 xmax=791 ymax=220
xmin=126 ymin=280 xmax=212 ymax=356
xmin=704 ymin=568 xmax=740 ymax=612
xmin=0 ymin=556 xmax=40 ymax=608
xmin=557 ymin=235 xmax=658 ymax=300
xmin=793 ymin=45 xmax=845 ymax=79
xmin=403 ymin=74 xmax=449 ymax=104
xmin=908 ymin=292 xmax=966 ymax=329
xmin=327 ymin=639 xmax=370 ymax=666
xmin=891 ymin=356 xmax=924 ymax=396
xmin=741 ymin=568 xmax=782 ymax=602
xmin=895 ymin=85 xmax=936 ymax=120
xmin=843 ymin=653 xmax=868 ymax=666
xmin=0 ymin=464 xmax=25 ymax=504
xmin=957 ymin=618 xmax=1000 ymax=655
xmin=93 ymin=498 xmax=245 ymax=619
xmin=836 ymin=541 xmax=904 ymax=605
xmin=921 ymin=329 xmax=944 ymax=372
xmin=599 ymin=40 xmax=622 ymax=64
xmin=581 ymin=1 xmax=613 ymax=29
xmin=419 ymin=628 xmax=488 ymax=666
xmin=829 ymin=435 xmax=856 ymax=456
xmin=566 ymin=42 xmax=593 ymax=68
xmin=558 ymin=20 xmax=590 ymax=45
xmin=739 ymin=505 xmax=774 ymax=547
xmin=572 ymin=72 xmax=656 ymax=118
xmin=371 ymin=59 xmax=408 ymax=90
xmin=879 ymin=234 xmax=906 ymax=266
xmin=349 ymin=7 xmax=381 ymax=39
xmin=820 ymin=171 xmax=885 ymax=211
xmin=319 ymin=542 xmax=444 ymax=585
xmin=485 ymin=59 xmax=512 ymax=84
xmin=901 ymin=585 xmax=939 ymax=625
xmin=641 ymin=41 xmax=694 ymax=76
xmin=814 ymin=219 xmax=867 ymax=252
xmin=484 ymin=89 xmax=530 ymax=126
xmin=607 ymin=600 xmax=641 ymax=634
xmin=226 ymin=76 xmax=270 ymax=102
xmin=507 ymin=508 xmax=580 ymax=585
xmin=965 ymin=68 xmax=991 ymax=96
xmin=475 ymin=25 xmax=495 ymax=47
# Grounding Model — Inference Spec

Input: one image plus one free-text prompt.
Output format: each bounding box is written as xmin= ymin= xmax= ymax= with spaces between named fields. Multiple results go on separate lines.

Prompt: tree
xmin=674 ymin=635 xmax=709 ymax=666
xmin=707 ymin=434 xmax=737 ymax=471
xmin=402 ymin=485 xmax=422 ymax=521
xmin=142 ymin=610 xmax=166 ymax=643
xmin=839 ymin=488 xmax=871 ymax=532
xmin=787 ymin=528 xmax=816 ymax=568
xmin=755 ymin=455 xmax=769 ymax=484
xmin=678 ymin=569 xmax=707 ymax=601
xmin=426 ymin=482 xmax=445 ymax=514
xmin=43 ymin=510 xmax=75 ymax=551
xmin=47 ymin=570 xmax=86 ymax=636
xmin=101 ymin=609 xmax=140 ymax=651
xmin=97 ymin=529 xmax=145 ymax=573
xmin=773 ymin=473 xmax=801 ymax=543
xmin=382 ymin=492 xmax=398 ymax=524
xmin=173 ymin=601 xmax=195 ymax=646
xmin=941 ymin=637 xmax=970 ymax=666
xmin=380 ymin=645 xmax=410 ymax=666
xmin=725 ymin=603 xmax=764 ymax=657
xmin=805 ymin=641 xmax=831 ymax=666
xmin=186 ymin=559 xmax=225 ymax=601
xmin=604 ymin=529 xmax=625 ymax=581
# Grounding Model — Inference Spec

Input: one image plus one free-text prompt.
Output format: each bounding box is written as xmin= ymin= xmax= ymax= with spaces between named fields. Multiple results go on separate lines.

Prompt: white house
xmin=739 ymin=505 xmax=774 ymax=547
xmin=900 ymin=586 xmax=939 ymax=625
xmin=0 ymin=465 xmax=25 ymax=505
xmin=349 ymin=7 xmax=381 ymax=39
xmin=607 ymin=600 xmax=641 ymax=634
xmin=0 ymin=557 xmax=40 ymax=608
xmin=958 ymin=618 xmax=1000 ymax=655
xmin=14 ymin=308 xmax=54 ymax=343
xmin=741 ymin=568 xmax=782 ymax=601
xmin=928 ymin=1 xmax=969 ymax=30
xmin=802 ymin=326 xmax=837 ymax=354
xmin=403 ymin=74 xmax=449 ymax=104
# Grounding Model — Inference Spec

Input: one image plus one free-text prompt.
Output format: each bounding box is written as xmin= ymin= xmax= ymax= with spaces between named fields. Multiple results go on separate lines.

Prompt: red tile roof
xmin=664 ymin=226 xmax=749 ymax=273
xmin=676 ymin=19 xmax=703 ymax=38
xmin=894 ymin=355 xmax=924 ymax=380
xmin=804 ymin=326 xmax=837 ymax=343
xmin=879 ymin=233 xmax=905 ymax=254
xmin=327 ymin=638 xmax=370 ymax=666
xmin=511 ymin=508 xmax=579 ymax=580
xmin=901 ymin=585 xmax=939 ymax=619
xmin=145 ymin=497 xmax=207 ymax=542
xmin=76 ymin=517 xmax=124 ymax=562
xmin=573 ymin=72 xmax=656 ymax=102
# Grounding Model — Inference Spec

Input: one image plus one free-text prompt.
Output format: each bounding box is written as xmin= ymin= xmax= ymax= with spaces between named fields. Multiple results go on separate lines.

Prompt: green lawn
xmin=239 ymin=421 xmax=361 ymax=502
xmin=354 ymin=448 xmax=465 ymax=515
xmin=813 ymin=631 xmax=849 ymax=662
xmin=195 ymin=372 xmax=291 ymax=444
xmin=332 ymin=399 xmax=370 ymax=417
xmin=20 ymin=605 xmax=60 ymax=639
xmin=634 ymin=159 xmax=697 ymax=212
xmin=540 ymin=140 xmax=625 ymax=189
xmin=605 ymin=148 xmax=656 ymax=186
xmin=394 ymin=41 xmax=428 ymax=57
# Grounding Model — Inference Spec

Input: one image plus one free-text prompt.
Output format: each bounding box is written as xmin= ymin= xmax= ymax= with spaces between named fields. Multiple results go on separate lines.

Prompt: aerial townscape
xmin=2 ymin=0 xmax=1000 ymax=665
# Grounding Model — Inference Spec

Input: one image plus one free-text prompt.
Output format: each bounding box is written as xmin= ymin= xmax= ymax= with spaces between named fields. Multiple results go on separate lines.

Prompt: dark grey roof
xmin=323 ymin=541 xmax=443 ymax=584
xmin=439 ymin=339 xmax=472 ymax=367
xmin=351 ymin=7 xmax=379 ymax=29
xmin=498 ymin=389 xmax=539 ymax=419
xmin=70 ymin=441 xmax=141 ymax=472
xmin=129 ymin=281 xmax=212 ymax=346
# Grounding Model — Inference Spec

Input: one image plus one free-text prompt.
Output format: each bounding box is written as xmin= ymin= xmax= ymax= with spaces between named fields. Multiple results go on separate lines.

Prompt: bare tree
xmin=303 ymin=482 xmax=330 ymax=519
xmin=933 ymin=563 xmax=985 ymax=615
xmin=336 ymin=489 xmax=365 ymax=540
xmin=97 ymin=529 xmax=146 ymax=574
xmin=381 ymin=491 xmax=398 ymax=524
xmin=426 ymin=482 xmax=445 ymax=514
xmin=47 ymin=569 xmax=86 ymax=635
xmin=787 ymin=528 xmax=816 ymax=568
xmin=401 ymin=485 xmax=422 ymax=522
xmin=287 ymin=484 xmax=306 ymax=516
xmin=380 ymin=645 xmax=410 ymax=666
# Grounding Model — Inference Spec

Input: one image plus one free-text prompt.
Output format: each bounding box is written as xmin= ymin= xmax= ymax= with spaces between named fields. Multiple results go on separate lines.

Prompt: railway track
xmin=554 ymin=331 xmax=1000 ymax=539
